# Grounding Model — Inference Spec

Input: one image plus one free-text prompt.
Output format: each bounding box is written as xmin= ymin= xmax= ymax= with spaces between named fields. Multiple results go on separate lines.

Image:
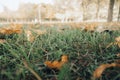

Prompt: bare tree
xmin=116 ymin=0 xmax=120 ymax=21
xmin=118 ymin=5 xmax=120 ymax=21
xmin=18 ymin=3 xmax=38 ymax=19
xmin=54 ymin=0 xmax=82 ymax=21
xmin=107 ymin=0 xmax=115 ymax=22
xmin=96 ymin=0 xmax=100 ymax=20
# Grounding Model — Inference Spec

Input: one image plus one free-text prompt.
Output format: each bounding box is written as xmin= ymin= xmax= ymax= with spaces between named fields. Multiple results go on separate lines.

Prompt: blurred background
xmin=0 ymin=0 xmax=119 ymax=23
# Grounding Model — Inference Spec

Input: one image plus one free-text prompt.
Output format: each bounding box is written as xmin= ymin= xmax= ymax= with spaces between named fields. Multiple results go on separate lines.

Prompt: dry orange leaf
xmin=44 ymin=61 xmax=62 ymax=69
xmin=34 ymin=30 xmax=46 ymax=35
xmin=115 ymin=36 xmax=120 ymax=48
xmin=117 ymin=53 xmax=120 ymax=57
xmin=116 ymin=60 xmax=120 ymax=63
xmin=44 ymin=55 xmax=68 ymax=69
xmin=52 ymin=61 xmax=63 ymax=69
xmin=44 ymin=61 xmax=54 ymax=68
xmin=14 ymin=29 xmax=22 ymax=34
xmin=0 ymin=24 xmax=22 ymax=35
xmin=107 ymin=36 xmax=120 ymax=48
xmin=83 ymin=23 xmax=98 ymax=32
xmin=61 ymin=55 xmax=68 ymax=62
xmin=0 ymin=39 xmax=6 ymax=44
xmin=93 ymin=63 xmax=120 ymax=79
xmin=115 ymin=36 xmax=120 ymax=42
xmin=25 ymin=30 xmax=34 ymax=42
xmin=24 ymin=30 xmax=46 ymax=42
xmin=45 ymin=61 xmax=63 ymax=69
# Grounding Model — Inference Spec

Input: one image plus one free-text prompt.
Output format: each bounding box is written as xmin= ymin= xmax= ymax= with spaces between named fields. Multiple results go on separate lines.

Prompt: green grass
xmin=0 ymin=28 xmax=120 ymax=80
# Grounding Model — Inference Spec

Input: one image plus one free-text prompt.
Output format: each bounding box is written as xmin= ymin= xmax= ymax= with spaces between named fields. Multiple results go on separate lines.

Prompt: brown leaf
xmin=115 ymin=36 xmax=120 ymax=42
xmin=93 ymin=63 xmax=120 ymax=79
xmin=0 ymin=24 xmax=22 ymax=35
xmin=44 ymin=55 xmax=68 ymax=69
xmin=25 ymin=30 xmax=35 ymax=42
xmin=116 ymin=53 xmax=120 ymax=57
xmin=0 ymin=39 xmax=6 ymax=44
xmin=61 ymin=55 xmax=68 ymax=63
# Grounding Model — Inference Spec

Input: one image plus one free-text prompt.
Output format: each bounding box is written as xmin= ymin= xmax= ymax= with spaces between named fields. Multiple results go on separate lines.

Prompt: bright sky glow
xmin=0 ymin=0 xmax=54 ymax=12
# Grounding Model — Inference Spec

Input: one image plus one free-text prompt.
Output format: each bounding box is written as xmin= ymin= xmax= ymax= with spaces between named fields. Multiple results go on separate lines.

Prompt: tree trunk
xmin=107 ymin=0 xmax=115 ymax=22
xmin=96 ymin=0 xmax=100 ymax=20
xmin=118 ymin=5 xmax=120 ymax=21
xmin=83 ymin=8 xmax=86 ymax=21
xmin=82 ymin=1 xmax=87 ymax=21
xmin=82 ymin=4 xmax=87 ymax=21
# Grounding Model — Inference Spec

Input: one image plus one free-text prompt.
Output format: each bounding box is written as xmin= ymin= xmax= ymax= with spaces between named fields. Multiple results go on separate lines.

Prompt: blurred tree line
xmin=0 ymin=0 xmax=119 ymax=22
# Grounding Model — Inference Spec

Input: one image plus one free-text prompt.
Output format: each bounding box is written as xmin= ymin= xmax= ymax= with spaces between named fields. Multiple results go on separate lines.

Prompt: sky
xmin=0 ymin=0 xmax=54 ymax=12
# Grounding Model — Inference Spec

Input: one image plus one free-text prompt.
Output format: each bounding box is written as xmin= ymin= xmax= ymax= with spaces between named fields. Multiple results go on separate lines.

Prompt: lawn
xmin=0 ymin=26 xmax=120 ymax=80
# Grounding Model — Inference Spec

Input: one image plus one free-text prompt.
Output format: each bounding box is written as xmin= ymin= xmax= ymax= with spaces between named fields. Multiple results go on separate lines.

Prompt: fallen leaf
xmin=116 ymin=53 xmax=120 ymax=57
xmin=61 ymin=55 xmax=68 ymax=63
xmin=106 ymin=36 xmax=120 ymax=48
xmin=0 ymin=39 xmax=6 ymax=44
xmin=115 ymin=36 xmax=120 ymax=42
xmin=25 ymin=30 xmax=34 ymax=42
xmin=116 ymin=60 xmax=120 ymax=63
xmin=93 ymin=63 xmax=120 ymax=79
xmin=0 ymin=24 xmax=22 ymax=35
xmin=44 ymin=55 xmax=68 ymax=69
xmin=44 ymin=61 xmax=54 ymax=68
xmin=52 ymin=61 xmax=63 ymax=69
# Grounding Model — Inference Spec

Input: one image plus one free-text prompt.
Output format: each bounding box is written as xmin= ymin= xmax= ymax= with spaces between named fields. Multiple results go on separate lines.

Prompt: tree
xmin=95 ymin=0 xmax=108 ymax=21
xmin=116 ymin=0 xmax=120 ymax=21
xmin=107 ymin=0 xmax=115 ymax=22
xmin=81 ymin=0 xmax=89 ymax=21
xmin=96 ymin=0 xmax=100 ymax=19
xmin=43 ymin=4 xmax=55 ymax=21
xmin=118 ymin=5 xmax=120 ymax=21
xmin=54 ymin=0 xmax=82 ymax=21
xmin=18 ymin=3 xmax=38 ymax=19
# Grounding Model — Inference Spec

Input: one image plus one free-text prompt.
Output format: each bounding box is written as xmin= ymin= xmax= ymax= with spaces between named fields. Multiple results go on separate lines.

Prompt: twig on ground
xmin=22 ymin=59 xmax=42 ymax=80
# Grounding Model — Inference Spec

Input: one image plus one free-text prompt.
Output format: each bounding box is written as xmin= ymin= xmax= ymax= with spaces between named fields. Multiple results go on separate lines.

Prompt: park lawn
xmin=0 ymin=27 xmax=120 ymax=80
